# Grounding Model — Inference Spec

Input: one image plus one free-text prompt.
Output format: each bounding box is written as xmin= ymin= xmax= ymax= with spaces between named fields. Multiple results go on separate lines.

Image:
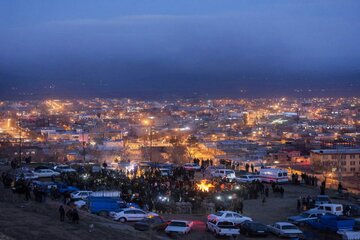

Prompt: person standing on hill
xmin=72 ymin=208 xmax=79 ymax=224
xmin=59 ymin=205 xmax=65 ymax=222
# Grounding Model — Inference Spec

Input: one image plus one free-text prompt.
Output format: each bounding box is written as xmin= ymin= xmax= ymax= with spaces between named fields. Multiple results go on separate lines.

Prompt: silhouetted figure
xmin=59 ymin=205 xmax=65 ymax=222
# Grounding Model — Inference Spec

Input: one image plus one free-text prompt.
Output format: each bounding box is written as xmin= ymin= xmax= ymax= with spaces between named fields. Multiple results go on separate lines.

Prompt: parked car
xmin=112 ymin=208 xmax=158 ymax=222
xmin=31 ymin=181 xmax=58 ymax=193
xmin=267 ymin=222 xmax=303 ymax=238
xmin=339 ymin=231 xmax=360 ymax=240
xmin=15 ymin=172 xmax=39 ymax=181
xmin=208 ymin=211 xmax=252 ymax=224
xmin=53 ymin=165 xmax=76 ymax=173
xmin=134 ymin=216 xmax=168 ymax=231
xmin=310 ymin=204 xmax=343 ymax=216
xmin=344 ymin=204 xmax=360 ymax=217
xmin=32 ymin=169 xmax=60 ymax=178
xmin=259 ymin=168 xmax=288 ymax=183
xmin=91 ymin=165 xmax=102 ymax=173
xmin=183 ymin=163 xmax=201 ymax=171
xmin=70 ymin=191 xmax=93 ymax=200
xmin=165 ymin=220 xmax=193 ymax=235
xmin=288 ymin=211 xmax=326 ymax=225
xmin=239 ymin=220 xmax=269 ymax=237
xmin=236 ymin=175 xmax=260 ymax=183
xmin=211 ymin=169 xmax=236 ymax=181
xmin=206 ymin=219 xmax=240 ymax=237
xmin=89 ymin=195 xmax=123 ymax=216
xmin=314 ymin=195 xmax=331 ymax=206
xmin=159 ymin=168 xmax=172 ymax=176
xmin=0 ymin=159 xmax=8 ymax=165
xmin=55 ymin=182 xmax=79 ymax=193
xmin=306 ymin=214 xmax=354 ymax=232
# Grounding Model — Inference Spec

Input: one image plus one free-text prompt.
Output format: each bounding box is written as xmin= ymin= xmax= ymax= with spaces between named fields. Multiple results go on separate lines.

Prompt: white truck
xmin=206 ymin=220 xmax=240 ymax=237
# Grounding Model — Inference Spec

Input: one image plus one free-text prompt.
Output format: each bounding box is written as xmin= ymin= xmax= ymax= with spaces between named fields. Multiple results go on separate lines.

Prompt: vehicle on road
xmin=134 ymin=216 xmax=168 ymax=231
xmin=208 ymin=211 xmax=252 ymax=224
xmin=267 ymin=222 xmax=303 ymax=238
xmin=112 ymin=208 xmax=158 ymax=223
xmin=32 ymin=169 xmax=60 ymax=178
xmin=310 ymin=204 xmax=343 ymax=216
xmin=236 ymin=175 xmax=260 ymax=183
xmin=53 ymin=165 xmax=77 ymax=173
xmin=239 ymin=220 xmax=269 ymax=237
xmin=183 ymin=163 xmax=201 ymax=171
xmin=70 ymin=191 xmax=93 ymax=200
xmin=206 ymin=219 xmax=240 ymax=237
xmin=288 ymin=211 xmax=326 ymax=225
xmin=211 ymin=169 xmax=236 ymax=181
xmin=165 ymin=220 xmax=193 ymax=235
xmin=259 ymin=168 xmax=288 ymax=183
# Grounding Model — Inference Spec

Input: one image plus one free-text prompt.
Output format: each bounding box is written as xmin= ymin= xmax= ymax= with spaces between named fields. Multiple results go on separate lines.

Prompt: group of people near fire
xmin=1 ymin=159 xmax=288 ymax=219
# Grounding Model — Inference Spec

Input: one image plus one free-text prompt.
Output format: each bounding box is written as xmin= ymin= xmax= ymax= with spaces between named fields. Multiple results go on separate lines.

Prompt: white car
xmin=112 ymin=208 xmax=158 ymax=223
xmin=208 ymin=211 xmax=252 ymax=224
xmin=70 ymin=191 xmax=93 ymax=200
xmin=211 ymin=169 xmax=236 ymax=180
xmin=267 ymin=222 xmax=303 ymax=238
xmin=183 ymin=163 xmax=201 ymax=171
xmin=236 ymin=175 xmax=259 ymax=183
xmin=54 ymin=165 xmax=76 ymax=173
xmin=16 ymin=172 xmax=39 ymax=181
xmin=165 ymin=220 xmax=193 ymax=234
xmin=32 ymin=169 xmax=60 ymax=178
xmin=206 ymin=220 xmax=240 ymax=237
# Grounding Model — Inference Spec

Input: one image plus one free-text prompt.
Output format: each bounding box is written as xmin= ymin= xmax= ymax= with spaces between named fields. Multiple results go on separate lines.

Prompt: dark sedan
xmin=134 ymin=216 xmax=168 ymax=231
xmin=239 ymin=221 xmax=269 ymax=237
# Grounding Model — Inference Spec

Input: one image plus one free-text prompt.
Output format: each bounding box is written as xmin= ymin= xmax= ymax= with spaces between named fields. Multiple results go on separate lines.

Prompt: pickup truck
xmin=306 ymin=215 xmax=354 ymax=232
xmin=206 ymin=220 xmax=240 ymax=237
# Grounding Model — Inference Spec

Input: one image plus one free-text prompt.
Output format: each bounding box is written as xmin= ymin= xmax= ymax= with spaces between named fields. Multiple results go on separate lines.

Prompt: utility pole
xmin=82 ymin=128 xmax=86 ymax=163
xmin=18 ymin=117 xmax=22 ymax=164
xmin=149 ymin=124 xmax=153 ymax=162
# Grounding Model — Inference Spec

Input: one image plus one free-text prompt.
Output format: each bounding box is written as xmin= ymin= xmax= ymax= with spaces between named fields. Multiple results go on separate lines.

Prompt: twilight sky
xmin=0 ymin=0 xmax=359 ymax=99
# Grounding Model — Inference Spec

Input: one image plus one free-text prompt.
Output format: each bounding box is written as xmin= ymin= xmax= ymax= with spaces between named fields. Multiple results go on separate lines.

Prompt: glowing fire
xmin=196 ymin=180 xmax=214 ymax=192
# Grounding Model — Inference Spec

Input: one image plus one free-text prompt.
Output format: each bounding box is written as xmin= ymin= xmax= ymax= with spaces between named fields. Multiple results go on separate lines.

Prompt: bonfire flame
xmin=196 ymin=180 xmax=214 ymax=192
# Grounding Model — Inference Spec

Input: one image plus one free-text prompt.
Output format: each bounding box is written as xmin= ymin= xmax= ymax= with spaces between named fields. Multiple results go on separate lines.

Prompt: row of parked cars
xmin=15 ymin=164 xmax=77 ymax=181
xmin=69 ymin=187 xmax=360 ymax=239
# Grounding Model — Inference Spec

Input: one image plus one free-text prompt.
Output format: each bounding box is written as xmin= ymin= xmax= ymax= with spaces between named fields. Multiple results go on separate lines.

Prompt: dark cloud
xmin=0 ymin=1 xmax=359 ymax=99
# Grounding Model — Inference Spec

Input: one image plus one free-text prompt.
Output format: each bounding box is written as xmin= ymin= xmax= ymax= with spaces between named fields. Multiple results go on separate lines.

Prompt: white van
xmin=211 ymin=169 xmax=236 ymax=180
xmin=259 ymin=168 xmax=288 ymax=183
xmin=310 ymin=204 xmax=343 ymax=216
xmin=159 ymin=168 xmax=172 ymax=176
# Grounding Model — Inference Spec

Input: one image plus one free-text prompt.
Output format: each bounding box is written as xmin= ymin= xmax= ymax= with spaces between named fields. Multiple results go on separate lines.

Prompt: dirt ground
xmin=0 ymin=185 xmax=149 ymax=240
xmin=0 ymin=166 xmax=351 ymax=240
xmin=154 ymin=184 xmax=344 ymax=240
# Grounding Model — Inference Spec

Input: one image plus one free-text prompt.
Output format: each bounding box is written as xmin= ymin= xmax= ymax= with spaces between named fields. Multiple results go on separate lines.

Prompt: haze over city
xmin=1 ymin=0 xmax=360 ymax=99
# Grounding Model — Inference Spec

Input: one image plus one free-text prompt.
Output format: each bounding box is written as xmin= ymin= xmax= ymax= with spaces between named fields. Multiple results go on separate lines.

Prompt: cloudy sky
xmin=0 ymin=0 xmax=359 ymax=99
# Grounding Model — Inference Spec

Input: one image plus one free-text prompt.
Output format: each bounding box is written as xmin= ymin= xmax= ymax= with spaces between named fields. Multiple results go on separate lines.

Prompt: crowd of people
xmin=291 ymin=172 xmax=318 ymax=186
